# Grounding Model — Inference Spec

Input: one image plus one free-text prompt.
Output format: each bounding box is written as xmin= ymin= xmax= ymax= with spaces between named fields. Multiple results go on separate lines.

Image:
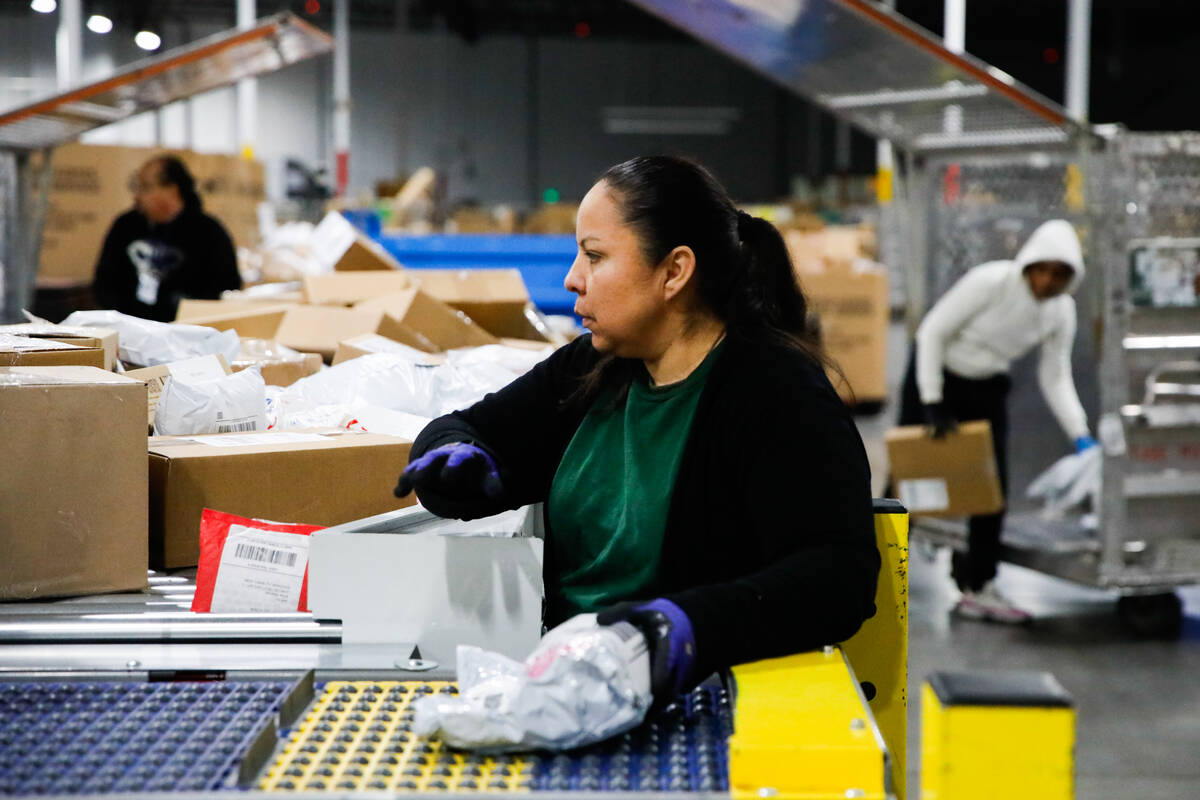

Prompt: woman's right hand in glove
xmin=394 ymin=442 xmax=503 ymax=500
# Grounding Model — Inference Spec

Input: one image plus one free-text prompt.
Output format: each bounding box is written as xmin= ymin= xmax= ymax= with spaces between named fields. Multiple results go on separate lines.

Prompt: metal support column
xmin=1066 ymin=0 xmax=1091 ymax=122
xmin=55 ymin=0 xmax=82 ymax=90
xmin=237 ymin=0 xmax=258 ymax=159
xmin=942 ymin=0 xmax=965 ymax=134
xmin=0 ymin=149 xmax=54 ymax=323
xmin=333 ymin=0 xmax=350 ymax=197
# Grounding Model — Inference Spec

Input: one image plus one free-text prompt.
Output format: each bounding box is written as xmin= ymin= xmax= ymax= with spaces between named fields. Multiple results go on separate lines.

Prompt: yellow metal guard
xmin=921 ymin=675 xmax=1075 ymax=800
xmin=729 ymin=649 xmax=890 ymax=800
xmin=844 ymin=500 xmax=909 ymax=799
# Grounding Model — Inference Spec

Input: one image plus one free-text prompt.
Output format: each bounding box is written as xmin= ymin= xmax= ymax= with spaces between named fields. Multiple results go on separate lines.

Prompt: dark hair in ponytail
xmin=571 ymin=155 xmax=837 ymax=410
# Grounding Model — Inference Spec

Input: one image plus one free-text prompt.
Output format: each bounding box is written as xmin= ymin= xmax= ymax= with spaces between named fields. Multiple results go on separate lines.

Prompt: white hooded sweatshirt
xmin=915 ymin=219 xmax=1089 ymax=441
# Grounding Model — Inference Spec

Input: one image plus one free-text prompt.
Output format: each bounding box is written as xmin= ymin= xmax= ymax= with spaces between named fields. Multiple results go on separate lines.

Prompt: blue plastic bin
xmin=375 ymin=234 xmax=578 ymax=318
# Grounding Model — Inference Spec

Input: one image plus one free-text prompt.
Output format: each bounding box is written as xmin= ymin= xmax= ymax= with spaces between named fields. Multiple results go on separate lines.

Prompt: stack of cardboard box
xmin=787 ymin=226 xmax=889 ymax=407
xmin=173 ymin=214 xmax=556 ymax=366
xmin=37 ymin=143 xmax=263 ymax=289
xmin=9 ymin=199 xmax=567 ymax=602
xmin=1 ymin=362 xmax=419 ymax=595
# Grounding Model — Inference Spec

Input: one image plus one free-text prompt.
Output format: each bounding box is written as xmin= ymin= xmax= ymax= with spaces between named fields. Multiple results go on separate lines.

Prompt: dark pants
xmin=897 ymin=348 xmax=1011 ymax=591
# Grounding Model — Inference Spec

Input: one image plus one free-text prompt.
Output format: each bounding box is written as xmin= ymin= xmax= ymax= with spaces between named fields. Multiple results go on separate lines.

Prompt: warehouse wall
xmin=0 ymin=10 xmax=873 ymax=207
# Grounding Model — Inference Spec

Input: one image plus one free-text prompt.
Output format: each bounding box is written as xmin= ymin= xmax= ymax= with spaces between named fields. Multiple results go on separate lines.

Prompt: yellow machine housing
xmin=921 ymin=671 xmax=1075 ymax=800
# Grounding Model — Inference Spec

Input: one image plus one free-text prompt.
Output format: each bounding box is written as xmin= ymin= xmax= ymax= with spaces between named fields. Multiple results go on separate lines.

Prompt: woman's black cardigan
xmin=409 ymin=333 xmax=880 ymax=682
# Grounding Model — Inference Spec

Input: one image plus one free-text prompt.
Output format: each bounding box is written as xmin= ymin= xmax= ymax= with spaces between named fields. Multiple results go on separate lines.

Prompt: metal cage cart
xmin=901 ymin=133 xmax=1200 ymax=637
xmin=629 ymin=1 xmax=1200 ymax=634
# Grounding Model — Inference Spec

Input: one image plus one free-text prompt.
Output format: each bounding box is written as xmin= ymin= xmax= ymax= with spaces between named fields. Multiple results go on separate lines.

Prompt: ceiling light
xmin=86 ymin=14 xmax=112 ymax=33
xmin=30 ymin=0 xmax=57 ymax=13
xmin=134 ymin=30 xmax=161 ymax=50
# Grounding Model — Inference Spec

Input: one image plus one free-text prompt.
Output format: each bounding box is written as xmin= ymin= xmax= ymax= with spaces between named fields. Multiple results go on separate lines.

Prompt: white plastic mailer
xmin=155 ymin=368 xmax=267 ymax=436
xmin=61 ymin=309 xmax=240 ymax=368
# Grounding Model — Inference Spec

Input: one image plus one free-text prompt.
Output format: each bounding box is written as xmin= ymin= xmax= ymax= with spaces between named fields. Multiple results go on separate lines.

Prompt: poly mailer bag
xmin=155 ymin=368 xmax=267 ymax=436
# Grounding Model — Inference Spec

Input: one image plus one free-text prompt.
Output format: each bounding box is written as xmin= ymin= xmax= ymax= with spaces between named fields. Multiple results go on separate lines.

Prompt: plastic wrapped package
xmin=444 ymin=343 xmax=554 ymax=395
xmin=412 ymin=614 xmax=651 ymax=752
xmin=154 ymin=368 xmax=267 ymax=436
xmin=232 ymin=338 xmax=322 ymax=388
xmin=1026 ymin=445 xmax=1101 ymax=522
xmin=61 ymin=310 xmax=240 ymax=368
xmin=280 ymin=344 xmax=551 ymax=418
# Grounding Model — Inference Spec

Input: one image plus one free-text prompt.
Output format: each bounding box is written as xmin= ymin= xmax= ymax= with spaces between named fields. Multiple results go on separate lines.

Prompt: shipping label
xmin=208 ymin=525 xmax=311 ymax=613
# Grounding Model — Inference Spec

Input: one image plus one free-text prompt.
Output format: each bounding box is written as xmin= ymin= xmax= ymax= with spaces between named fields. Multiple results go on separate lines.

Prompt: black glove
xmin=394 ymin=442 xmax=502 ymax=500
xmin=597 ymin=599 xmax=696 ymax=705
xmin=923 ymin=402 xmax=959 ymax=439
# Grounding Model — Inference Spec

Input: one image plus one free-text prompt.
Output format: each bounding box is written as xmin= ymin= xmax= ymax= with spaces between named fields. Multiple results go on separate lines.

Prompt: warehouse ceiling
xmin=2 ymin=0 xmax=1197 ymax=129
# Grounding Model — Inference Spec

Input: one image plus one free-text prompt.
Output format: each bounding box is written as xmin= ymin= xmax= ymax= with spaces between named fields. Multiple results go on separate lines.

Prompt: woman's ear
xmin=660 ymin=245 xmax=697 ymax=302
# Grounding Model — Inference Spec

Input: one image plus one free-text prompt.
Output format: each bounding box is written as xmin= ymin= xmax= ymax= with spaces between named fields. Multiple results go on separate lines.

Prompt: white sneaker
xmin=954 ymin=582 xmax=1032 ymax=625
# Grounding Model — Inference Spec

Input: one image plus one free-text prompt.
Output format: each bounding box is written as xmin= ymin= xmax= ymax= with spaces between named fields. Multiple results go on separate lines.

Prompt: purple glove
xmin=597 ymin=598 xmax=696 ymax=703
xmin=394 ymin=442 xmax=502 ymax=500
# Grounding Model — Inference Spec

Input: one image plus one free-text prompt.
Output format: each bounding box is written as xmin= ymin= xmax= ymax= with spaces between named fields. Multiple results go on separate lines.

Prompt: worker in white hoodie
xmin=897 ymin=219 xmax=1096 ymax=624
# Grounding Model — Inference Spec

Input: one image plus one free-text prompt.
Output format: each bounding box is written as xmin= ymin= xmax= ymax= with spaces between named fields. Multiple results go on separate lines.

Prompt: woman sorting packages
xmin=395 ymin=156 xmax=880 ymax=702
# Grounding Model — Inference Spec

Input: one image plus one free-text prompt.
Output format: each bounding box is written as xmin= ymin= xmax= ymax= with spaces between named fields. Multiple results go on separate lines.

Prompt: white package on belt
xmin=154 ymin=368 xmax=267 ymax=436
xmin=412 ymin=614 xmax=651 ymax=752
xmin=61 ymin=309 xmax=240 ymax=367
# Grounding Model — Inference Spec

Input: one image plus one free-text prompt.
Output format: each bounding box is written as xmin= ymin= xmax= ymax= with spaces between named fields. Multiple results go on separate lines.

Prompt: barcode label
xmin=233 ymin=542 xmax=298 ymax=567
xmin=208 ymin=525 xmax=311 ymax=613
xmin=217 ymin=418 xmax=258 ymax=433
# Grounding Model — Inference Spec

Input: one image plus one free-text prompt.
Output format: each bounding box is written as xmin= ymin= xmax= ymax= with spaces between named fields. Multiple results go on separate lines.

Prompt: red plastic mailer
xmin=191 ymin=508 xmax=325 ymax=613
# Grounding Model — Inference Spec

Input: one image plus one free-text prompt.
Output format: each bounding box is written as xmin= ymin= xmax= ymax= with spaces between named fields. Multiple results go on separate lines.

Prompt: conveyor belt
xmin=0 ymin=678 xmax=732 ymax=796
xmin=260 ymin=681 xmax=731 ymax=793
xmin=0 ymin=680 xmax=292 ymax=795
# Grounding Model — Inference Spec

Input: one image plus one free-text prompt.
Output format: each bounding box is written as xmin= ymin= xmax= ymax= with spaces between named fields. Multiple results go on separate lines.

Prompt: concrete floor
xmin=855 ymin=324 xmax=1200 ymax=798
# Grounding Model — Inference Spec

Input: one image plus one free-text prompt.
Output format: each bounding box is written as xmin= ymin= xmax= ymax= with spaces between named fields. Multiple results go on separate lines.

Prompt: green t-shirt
xmin=547 ymin=342 xmax=723 ymax=619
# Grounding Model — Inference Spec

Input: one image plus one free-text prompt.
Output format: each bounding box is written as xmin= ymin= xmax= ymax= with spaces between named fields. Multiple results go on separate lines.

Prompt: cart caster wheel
xmin=1117 ymin=592 xmax=1183 ymax=639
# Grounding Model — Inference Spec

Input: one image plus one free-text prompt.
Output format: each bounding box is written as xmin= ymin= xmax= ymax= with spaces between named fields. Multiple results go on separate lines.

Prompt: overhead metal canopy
xmin=0 ymin=12 xmax=333 ymax=151
xmin=626 ymin=0 xmax=1080 ymax=152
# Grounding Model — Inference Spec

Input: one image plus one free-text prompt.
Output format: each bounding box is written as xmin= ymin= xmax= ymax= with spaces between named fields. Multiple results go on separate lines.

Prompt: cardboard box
xmin=147 ymin=430 xmax=415 ymax=568
xmin=173 ymin=304 xmax=291 ymax=339
xmin=311 ymin=211 xmax=405 ymax=272
xmin=354 ymin=288 xmax=498 ymax=351
xmin=1 ymin=366 xmax=148 ymax=600
xmin=125 ymin=354 xmax=232 ymax=429
xmin=272 ymin=306 xmax=410 ymax=359
xmin=0 ymin=324 xmax=118 ymax=370
xmin=0 ymin=333 xmax=105 ymax=368
xmin=302 ymin=271 xmax=413 ymax=306
xmin=410 ymin=269 xmax=549 ymax=341
xmin=785 ymin=227 xmax=874 ymax=269
xmin=798 ymin=260 xmax=889 ymax=403
xmin=176 ymin=297 xmax=300 ymax=320
xmin=332 ymin=333 xmax=445 ymax=366
xmin=38 ymin=143 xmax=263 ymax=286
xmin=231 ymin=340 xmax=323 ymax=387
xmin=309 ymin=506 xmax=543 ymax=662
xmin=884 ymin=421 xmax=1004 ymax=517
xmin=522 ymin=203 xmax=578 ymax=234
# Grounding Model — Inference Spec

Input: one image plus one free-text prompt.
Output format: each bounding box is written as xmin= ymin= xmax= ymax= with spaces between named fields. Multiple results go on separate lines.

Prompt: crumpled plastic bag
xmin=412 ymin=614 xmax=651 ymax=752
xmin=61 ymin=309 xmax=240 ymax=368
xmin=276 ymin=343 xmax=551 ymax=421
xmin=1026 ymin=445 xmax=1101 ymax=520
xmin=155 ymin=368 xmax=267 ymax=436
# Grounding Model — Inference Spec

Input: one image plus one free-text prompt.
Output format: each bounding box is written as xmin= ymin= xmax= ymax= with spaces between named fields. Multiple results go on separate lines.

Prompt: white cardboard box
xmin=307 ymin=505 xmax=544 ymax=664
